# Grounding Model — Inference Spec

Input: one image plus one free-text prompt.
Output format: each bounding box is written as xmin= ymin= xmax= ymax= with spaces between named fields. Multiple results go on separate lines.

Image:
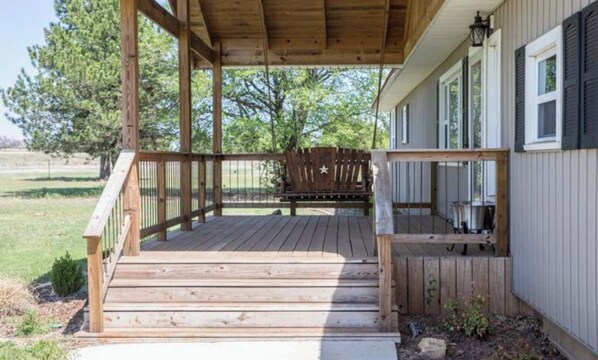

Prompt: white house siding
xmin=388 ymin=0 xmax=598 ymax=352
xmin=495 ymin=0 xmax=598 ymax=353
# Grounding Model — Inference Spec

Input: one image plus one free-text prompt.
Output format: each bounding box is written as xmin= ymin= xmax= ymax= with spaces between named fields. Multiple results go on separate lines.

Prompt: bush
xmin=50 ymin=252 xmax=84 ymax=297
xmin=15 ymin=310 xmax=46 ymax=337
xmin=444 ymin=295 xmax=490 ymax=339
xmin=0 ymin=276 xmax=36 ymax=317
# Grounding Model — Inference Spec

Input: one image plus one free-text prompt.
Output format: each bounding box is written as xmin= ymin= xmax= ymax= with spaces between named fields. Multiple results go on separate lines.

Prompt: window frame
xmin=438 ymin=60 xmax=463 ymax=151
xmin=524 ymin=25 xmax=563 ymax=151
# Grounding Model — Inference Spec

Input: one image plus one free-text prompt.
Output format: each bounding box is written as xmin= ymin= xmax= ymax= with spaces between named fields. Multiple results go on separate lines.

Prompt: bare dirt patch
xmin=398 ymin=315 xmax=565 ymax=360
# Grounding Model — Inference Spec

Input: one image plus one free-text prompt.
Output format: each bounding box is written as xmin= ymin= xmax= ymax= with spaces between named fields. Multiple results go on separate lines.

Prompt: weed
xmin=425 ymin=275 xmax=438 ymax=306
xmin=15 ymin=310 xmax=47 ymax=337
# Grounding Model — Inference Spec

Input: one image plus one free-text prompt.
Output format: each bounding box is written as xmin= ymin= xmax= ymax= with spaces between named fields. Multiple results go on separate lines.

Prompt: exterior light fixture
xmin=469 ymin=11 xmax=493 ymax=47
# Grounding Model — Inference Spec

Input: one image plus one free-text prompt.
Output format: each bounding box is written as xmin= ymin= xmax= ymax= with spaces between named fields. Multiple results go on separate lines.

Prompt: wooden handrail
xmin=83 ymin=151 xmax=135 ymax=238
xmin=386 ymin=148 xmax=509 ymax=162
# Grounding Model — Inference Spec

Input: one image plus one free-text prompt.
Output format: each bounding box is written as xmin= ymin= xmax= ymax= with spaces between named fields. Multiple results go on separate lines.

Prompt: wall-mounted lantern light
xmin=469 ymin=11 xmax=494 ymax=47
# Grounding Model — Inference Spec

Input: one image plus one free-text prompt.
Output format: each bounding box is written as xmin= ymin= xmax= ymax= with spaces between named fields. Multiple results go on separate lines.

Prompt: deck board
xmin=142 ymin=215 xmax=495 ymax=258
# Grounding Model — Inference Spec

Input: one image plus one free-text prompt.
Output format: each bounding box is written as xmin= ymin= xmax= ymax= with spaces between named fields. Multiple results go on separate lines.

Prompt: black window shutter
xmin=462 ymin=56 xmax=469 ymax=149
xmin=514 ymin=46 xmax=526 ymax=152
xmin=581 ymin=2 xmax=598 ymax=149
xmin=562 ymin=12 xmax=582 ymax=150
xmin=436 ymin=80 xmax=440 ymax=148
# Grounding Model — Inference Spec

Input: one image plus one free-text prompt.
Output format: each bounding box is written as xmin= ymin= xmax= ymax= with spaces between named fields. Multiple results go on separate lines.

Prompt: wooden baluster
xmin=86 ymin=235 xmax=104 ymax=333
xmin=199 ymin=157 xmax=206 ymax=223
xmin=495 ymin=152 xmax=509 ymax=256
xmin=157 ymin=157 xmax=167 ymax=241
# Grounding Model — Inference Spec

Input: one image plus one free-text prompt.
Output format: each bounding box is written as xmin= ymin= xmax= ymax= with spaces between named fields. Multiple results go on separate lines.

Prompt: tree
xmin=222 ymin=68 xmax=389 ymax=153
xmin=0 ymin=0 xmax=212 ymax=178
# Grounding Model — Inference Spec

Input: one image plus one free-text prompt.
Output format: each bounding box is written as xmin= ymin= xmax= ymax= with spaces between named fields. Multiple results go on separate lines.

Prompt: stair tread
xmin=119 ymin=252 xmax=378 ymax=264
xmin=102 ymin=302 xmax=400 ymax=312
xmin=109 ymin=278 xmax=383 ymax=287
xmin=77 ymin=327 xmax=401 ymax=340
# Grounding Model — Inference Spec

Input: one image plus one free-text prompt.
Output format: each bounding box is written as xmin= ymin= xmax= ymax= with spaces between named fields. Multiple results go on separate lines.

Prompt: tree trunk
xmin=99 ymin=154 xmax=112 ymax=180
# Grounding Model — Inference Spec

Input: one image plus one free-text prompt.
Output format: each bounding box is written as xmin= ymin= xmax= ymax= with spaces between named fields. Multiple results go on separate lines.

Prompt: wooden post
xmin=430 ymin=161 xmax=438 ymax=215
xmin=371 ymin=151 xmax=395 ymax=331
xmin=178 ymin=0 xmax=192 ymax=230
xmin=157 ymin=157 xmax=167 ymax=241
xmin=121 ymin=0 xmax=140 ymax=255
xmin=213 ymin=41 xmax=223 ymax=216
xmin=495 ymin=152 xmax=509 ymax=256
xmin=198 ymin=157 xmax=206 ymax=223
xmin=86 ymin=236 xmax=104 ymax=332
xmin=378 ymin=235 xmax=393 ymax=331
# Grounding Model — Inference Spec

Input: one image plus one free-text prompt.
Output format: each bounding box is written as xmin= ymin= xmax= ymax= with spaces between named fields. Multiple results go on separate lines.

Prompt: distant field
xmin=0 ymin=150 xmax=319 ymax=281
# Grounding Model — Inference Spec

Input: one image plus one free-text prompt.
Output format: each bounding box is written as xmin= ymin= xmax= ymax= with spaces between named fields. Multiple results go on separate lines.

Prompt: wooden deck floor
xmin=142 ymin=215 xmax=494 ymax=258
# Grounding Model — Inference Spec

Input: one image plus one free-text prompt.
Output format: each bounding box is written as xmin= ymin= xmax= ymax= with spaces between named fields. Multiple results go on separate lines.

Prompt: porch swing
xmin=259 ymin=13 xmax=388 ymax=216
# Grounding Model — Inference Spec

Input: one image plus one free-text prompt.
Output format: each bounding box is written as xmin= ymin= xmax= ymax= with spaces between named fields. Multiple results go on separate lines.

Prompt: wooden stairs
xmin=79 ymin=252 xmax=400 ymax=342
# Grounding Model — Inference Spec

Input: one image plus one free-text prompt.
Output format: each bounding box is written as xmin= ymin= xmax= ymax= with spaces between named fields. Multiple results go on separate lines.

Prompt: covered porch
xmin=80 ymin=0 xmax=516 ymax=341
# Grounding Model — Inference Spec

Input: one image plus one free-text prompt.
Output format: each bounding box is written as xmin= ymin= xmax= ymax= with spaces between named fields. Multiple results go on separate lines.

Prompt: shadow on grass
xmin=5 ymin=187 xmax=103 ymax=199
xmin=27 ymin=176 xmax=100 ymax=183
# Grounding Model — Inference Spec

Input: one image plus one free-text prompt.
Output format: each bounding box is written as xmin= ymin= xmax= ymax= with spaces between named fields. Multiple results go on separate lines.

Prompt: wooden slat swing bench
xmin=275 ymin=147 xmax=372 ymax=216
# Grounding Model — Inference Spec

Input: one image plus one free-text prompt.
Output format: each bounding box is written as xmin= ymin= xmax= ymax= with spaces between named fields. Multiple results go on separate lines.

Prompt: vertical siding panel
xmin=549 ymin=152 xmax=557 ymax=320
xmin=563 ymin=151 xmax=572 ymax=331
xmin=589 ymin=150 xmax=598 ymax=350
xmin=571 ymin=151 xmax=580 ymax=335
xmin=578 ymin=150 xmax=588 ymax=342
xmin=555 ymin=153 xmax=564 ymax=326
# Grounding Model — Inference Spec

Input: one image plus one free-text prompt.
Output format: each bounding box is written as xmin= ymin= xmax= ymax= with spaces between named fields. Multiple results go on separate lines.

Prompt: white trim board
xmin=377 ymin=0 xmax=505 ymax=112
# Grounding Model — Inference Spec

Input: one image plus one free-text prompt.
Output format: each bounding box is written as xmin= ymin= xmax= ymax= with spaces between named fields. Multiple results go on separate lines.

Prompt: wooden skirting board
xmin=393 ymin=256 xmax=534 ymax=316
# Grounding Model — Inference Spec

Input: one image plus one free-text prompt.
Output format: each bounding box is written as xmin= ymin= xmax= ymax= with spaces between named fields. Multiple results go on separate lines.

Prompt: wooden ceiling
xmin=186 ymin=0 xmax=408 ymax=67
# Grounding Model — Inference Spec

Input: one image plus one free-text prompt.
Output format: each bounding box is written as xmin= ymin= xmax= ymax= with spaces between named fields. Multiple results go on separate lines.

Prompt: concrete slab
xmin=72 ymin=340 xmax=398 ymax=360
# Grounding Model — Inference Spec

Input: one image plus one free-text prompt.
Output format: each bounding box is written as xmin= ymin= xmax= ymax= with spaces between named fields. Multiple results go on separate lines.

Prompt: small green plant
xmin=425 ymin=275 xmax=438 ymax=306
xmin=50 ymin=252 xmax=84 ymax=297
xmin=15 ymin=309 xmax=46 ymax=337
xmin=443 ymin=295 xmax=490 ymax=339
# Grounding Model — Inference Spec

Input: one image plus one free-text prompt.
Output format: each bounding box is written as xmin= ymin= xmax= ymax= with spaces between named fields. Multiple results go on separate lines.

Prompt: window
xmin=390 ymin=107 xmax=397 ymax=149
xmin=401 ymin=104 xmax=409 ymax=144
xmin=439 ymin=61 xmax=463 ymax=149
xmin=524 ymin=25 xmax=563 ymax=151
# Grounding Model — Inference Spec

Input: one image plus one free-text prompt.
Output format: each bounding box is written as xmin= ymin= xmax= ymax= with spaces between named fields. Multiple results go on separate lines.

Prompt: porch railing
xmin=138 ymin=151 xmax=217 ymax=240
xmin=372 ymin=148 xmax=509 ymax=331
xmin=83 ymin=150 xmax=137 ymax=333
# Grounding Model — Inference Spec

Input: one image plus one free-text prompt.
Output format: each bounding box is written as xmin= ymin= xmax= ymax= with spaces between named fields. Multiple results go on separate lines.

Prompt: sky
xmin=0 ymin=1 xmax=56 ymax=140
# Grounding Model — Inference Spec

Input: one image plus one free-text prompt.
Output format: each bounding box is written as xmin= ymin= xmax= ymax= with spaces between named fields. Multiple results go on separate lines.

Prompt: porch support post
xmin=213 ymin=41 xmax=223 ymax=216
xmin=495 ymin=152 xmax=509 ymax=256
xmin=121 ymin=0 xmax=141 ymax=256
xmin=178 ymin=0 xmax=193 ymax=230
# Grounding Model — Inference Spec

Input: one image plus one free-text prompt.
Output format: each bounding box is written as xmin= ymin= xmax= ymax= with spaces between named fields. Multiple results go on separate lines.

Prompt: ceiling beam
xmin=138 ymin=0 xmax=179 ymax=35
xmin=138 ymin=0 xmax=213 ymax=63
xmin=190 ymin=32 xmax=214 ymax=63
xmin=195 ymin=0 xmax=213 ymax=47
xmin=380 ymin=0 xmax=391 ymax=61
xmin=256 ymin=0 xmax=269 ymax=51
xmin=168 ymin=0 xmax=177 ymax=15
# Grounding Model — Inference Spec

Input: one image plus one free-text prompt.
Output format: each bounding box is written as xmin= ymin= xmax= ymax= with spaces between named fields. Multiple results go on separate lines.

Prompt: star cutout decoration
xmin=319 ymin=165 xmax=329 ymax=174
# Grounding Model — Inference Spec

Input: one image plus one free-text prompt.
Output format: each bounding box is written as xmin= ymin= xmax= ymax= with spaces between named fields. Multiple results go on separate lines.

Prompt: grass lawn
xmin=0 ymin=171 xmax=102 ymax=282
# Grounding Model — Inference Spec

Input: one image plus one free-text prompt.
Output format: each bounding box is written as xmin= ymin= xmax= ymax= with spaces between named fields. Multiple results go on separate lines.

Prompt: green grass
xmin=0 ymin=340 xmax=68 ymax=360
xmin=0 ymin=170 xmax=100 ymax=282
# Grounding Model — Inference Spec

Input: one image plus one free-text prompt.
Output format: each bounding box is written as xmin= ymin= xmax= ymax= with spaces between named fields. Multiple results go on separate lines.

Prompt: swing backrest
xmin=284 ymin=147 xmax=370 ymax=193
